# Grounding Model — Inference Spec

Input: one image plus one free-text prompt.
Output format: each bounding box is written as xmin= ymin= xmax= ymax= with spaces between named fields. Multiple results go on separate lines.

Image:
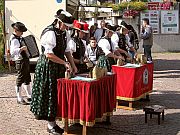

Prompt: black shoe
xmin=27 ymin=98 xmax=31 ymax=102
xmin=17 ymin=99 xmax=28 ymax=105
xmin=47 ymin=125 xmax=64 ymax=135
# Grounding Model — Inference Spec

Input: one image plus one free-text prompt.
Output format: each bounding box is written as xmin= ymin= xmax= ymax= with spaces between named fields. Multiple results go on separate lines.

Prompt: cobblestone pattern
xmin=0 ymin=53 xmax=180 ymax=135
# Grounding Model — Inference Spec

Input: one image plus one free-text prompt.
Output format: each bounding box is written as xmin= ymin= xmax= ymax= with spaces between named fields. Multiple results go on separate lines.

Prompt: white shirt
xmin=68 ymin=38 xmax=87 ymax=56
xmin=85 ymin=44 xmax=97 ymax=64
xmin=40 ymin=30 xmax=71 ymax=55
xmin=9 ymin=34 xmax=23 ymax=60
xmin=98 ymin=38 xmax=117 ymax=56
xmin=111 ymin=33 xmax=120 ymax=48
xmin=126 ymin=34 xmax=133 ymax=48
xmin=111 ymin=32 xmax=133 ymax=49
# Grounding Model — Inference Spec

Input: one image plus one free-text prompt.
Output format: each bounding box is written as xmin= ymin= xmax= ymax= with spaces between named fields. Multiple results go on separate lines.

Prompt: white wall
xmin=5 ymin=0 xmax=66 ymax=52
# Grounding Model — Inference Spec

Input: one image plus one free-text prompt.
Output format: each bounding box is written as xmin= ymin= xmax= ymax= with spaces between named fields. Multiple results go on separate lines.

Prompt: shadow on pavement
xmin=62 ymin=89 xmax=180 ymax=135
xmin=0 ymin=96 xmax=17 ymax=99
xmin=63 ymin=111 xmax=180 ymax=135
xmin=153 ymin=59 xmax=180 ymax=79
xmin=154 ymin=75 xmax=180 ymax=78
xmin=154 ymin=59 xmax=180 ymax=71
xmin=150 ymin=90 xmax=180 ymax=109
xmin=0 ymin=72 xmax=16 ymax=77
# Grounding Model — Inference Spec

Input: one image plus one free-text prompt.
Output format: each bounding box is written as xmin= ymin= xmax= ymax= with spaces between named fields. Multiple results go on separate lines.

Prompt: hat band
xmin=56 ymin=14 xmax=74 ymax=24
xmin=74 ymin=23 xmax=89 ymax=31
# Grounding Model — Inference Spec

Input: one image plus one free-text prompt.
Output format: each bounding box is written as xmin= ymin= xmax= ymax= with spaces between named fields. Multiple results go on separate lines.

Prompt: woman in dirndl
xmin=68 ymin=20 xmax=89 ymax=74
xmin=30 ymin=9 xmax=77 ymax=135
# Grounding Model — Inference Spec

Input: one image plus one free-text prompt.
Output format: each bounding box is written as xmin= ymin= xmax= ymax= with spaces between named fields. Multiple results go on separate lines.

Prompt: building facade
xmin=79 ymin=0 xmax=180 ymax=53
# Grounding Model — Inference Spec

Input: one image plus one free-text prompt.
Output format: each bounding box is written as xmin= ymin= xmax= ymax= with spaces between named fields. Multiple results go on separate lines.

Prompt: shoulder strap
xmin=72 ymin=37 xmax=85 ymax=58
xmin=9 ymin=35 xmax=16 ymax=46
xmin=96 ymin=46 xmax=105 ymax=59
xmin=99 ymin=37 xmax=113 ymax=52
xmin=72 ymin=37 xmax=78 ymax=45
xmin=117 ymin=32 xmax=124 ymax=40
xmin=97 ymin=37 xmax=105 ymax=43
xmin=116 ymin=32 xmax=120 ymax=38
xmin=40 ymin=25 xmax=54 ymax=38
xmin=10 ymin=34 xmax=23 ymax=47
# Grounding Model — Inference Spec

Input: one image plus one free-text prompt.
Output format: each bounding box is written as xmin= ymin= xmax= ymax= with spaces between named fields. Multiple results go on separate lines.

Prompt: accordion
xmin=21 ymin=35 xmax=39 ymax=58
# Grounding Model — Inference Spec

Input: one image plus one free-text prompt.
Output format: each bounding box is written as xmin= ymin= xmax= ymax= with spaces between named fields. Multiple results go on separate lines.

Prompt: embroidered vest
xmin=116 ymin=32 xmax=128 ymax=52
xmin=100 ymin=37 xmax=113 ymax=52
xmin=72 ymin=37 xmax=85 ymax=60
xmin=41 ymin=25 xmax=67 ymax=60
xmin=11 ymin=34 xmax=29 ymax=59
xmin=99 ymin=37 xmax=115 ymax=71
xmin=87 ymin=46 xmax=104 ymax=62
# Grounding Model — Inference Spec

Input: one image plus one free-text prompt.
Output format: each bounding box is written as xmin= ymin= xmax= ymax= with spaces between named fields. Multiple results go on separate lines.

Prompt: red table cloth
xmin=57 ymin=74 xmax=116 ymax=126
xmin=112 ymin=63 xmax=153 ymax=101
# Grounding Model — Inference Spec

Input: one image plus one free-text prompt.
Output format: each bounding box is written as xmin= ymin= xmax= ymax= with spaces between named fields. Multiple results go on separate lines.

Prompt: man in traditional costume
xmin=85 ymin=36 xmax=105 ymax=65
xmin=30 ymin=9 xmax=77 ymax=135
xmin=111 ymin=24 xmax=136 ymax=61
xmin=10 ymin=22 xmax=32 ymax=105
xmin=98 ymin=25 xmax=124 ymax=71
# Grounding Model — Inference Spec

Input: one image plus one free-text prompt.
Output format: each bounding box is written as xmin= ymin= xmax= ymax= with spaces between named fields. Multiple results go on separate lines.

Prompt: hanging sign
xmin=161 ymin=10 xmax=179 ymax=34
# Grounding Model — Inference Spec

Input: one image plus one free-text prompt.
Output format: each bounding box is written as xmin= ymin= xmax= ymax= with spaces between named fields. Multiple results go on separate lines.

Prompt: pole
xmin=0 ymin=10 xmax=11 ymax=72
xmin=1 ymin=0 xmax=11 ymax=72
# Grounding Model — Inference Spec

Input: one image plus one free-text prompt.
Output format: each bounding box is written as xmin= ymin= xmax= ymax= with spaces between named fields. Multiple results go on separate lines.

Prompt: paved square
xmin=0 ymin=53 xmax=180 ymax=135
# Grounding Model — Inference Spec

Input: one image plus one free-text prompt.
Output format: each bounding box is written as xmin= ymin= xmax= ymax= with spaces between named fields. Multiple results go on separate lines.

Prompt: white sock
xmin=23 ymin=84 xmax=31 ymax=98
xmin=48 ymin=121 xmax=56 ymax=129
xmin=15 ymin=86 xmax=22 ymax=101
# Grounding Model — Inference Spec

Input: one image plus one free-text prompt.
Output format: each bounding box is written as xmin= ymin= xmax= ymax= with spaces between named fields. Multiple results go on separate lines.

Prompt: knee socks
xmin=48 ymin=121 xmax=56 ymax=129
xmin=15 ymin=86 xmax=22 ymax=101
xmin=23 ymin=84 xmax=31 ymax=98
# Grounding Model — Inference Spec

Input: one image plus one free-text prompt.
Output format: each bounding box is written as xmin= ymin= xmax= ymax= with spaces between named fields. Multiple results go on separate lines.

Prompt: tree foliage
xmin=111 ymin=2 xmax=147 ymax=11
xmin=0 ymin=0 xmax=3 ymax=12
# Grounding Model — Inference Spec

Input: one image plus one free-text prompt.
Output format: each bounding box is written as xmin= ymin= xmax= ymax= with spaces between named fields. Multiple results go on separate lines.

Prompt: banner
xmin=161 ymin=10 xmax=179 ymax=34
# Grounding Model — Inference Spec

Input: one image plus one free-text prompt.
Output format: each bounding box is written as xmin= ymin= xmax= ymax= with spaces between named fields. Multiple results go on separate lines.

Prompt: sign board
xmin=148 ymin=2 xmax=172 ymax=10
xmin=161 ymin=10 xmax=179 ymax=34
xmin=141 ymin=10 xmax=160 ymax=34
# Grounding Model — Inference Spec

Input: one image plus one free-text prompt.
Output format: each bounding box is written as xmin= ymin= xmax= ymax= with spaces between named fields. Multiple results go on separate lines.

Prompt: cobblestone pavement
xmin=0 ymin=53 xmax=180 ymax=135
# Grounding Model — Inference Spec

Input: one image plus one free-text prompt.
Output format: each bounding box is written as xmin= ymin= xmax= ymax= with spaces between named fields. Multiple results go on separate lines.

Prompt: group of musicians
xmin=10 ymin=9 xmax=142 ymax=135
